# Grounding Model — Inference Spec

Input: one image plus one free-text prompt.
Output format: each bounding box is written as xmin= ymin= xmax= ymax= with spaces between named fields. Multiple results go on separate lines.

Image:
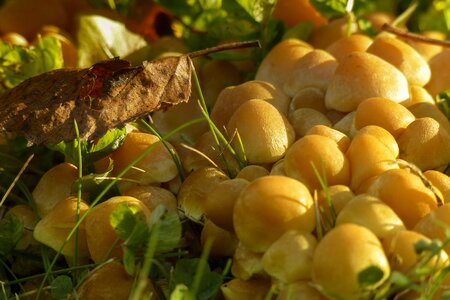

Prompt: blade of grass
xmin=0 ymin=154 xmax=34 ymax=208
xmin=130 ymin=221 xmax=161 ymax=300
xmin=190 ymin=238 xmax=213 ymax=297
xmin=139 ymin=119 xmax=185 ymax=181
xmin=310 ymin=161 xmax=337 ymax=226
xmin=4 ymin=263 xmax=96 ymax=286
xmin=179 ymin=143 xmax=219 ymax=169
xmin=191 ymin=64 xmax=247 ymax=170
xmin=72 ymin=120 xmax=83 ymax=280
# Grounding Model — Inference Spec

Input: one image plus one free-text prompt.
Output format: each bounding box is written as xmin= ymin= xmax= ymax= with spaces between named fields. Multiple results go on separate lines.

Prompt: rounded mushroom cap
xmin=33 ymin=196 xmax=90 ymax=257
xmin=308 ymin=15 xmax=358 ymax=49
xmin=123 ymin=185 xmax=177 ymax=212
xmin=335 ymin=194 xmax=406 ymax=239
xmin=211 ymin=80 xmax=290 ymax=132
xmin=233 ymin=175 xmax=315 ymax=253
xmin=312 ymin=224 xmax=390 ymax=299
xmin=112 ymin=131 xmax=179 ymax=189
xmin=255 ymin=38 xmax=312 ymax=89
xmin=346 ymin=126 xmax=399 ymax=191
xmin=204 ymin=178 xmax=249 ymax=232
xmin=414 ymin=203 xmax=450 ymax=254
xmin=424 ymin=170 xmax=450 ymax=204
xmin=235 ymin=165 xmax=269 ymax=182
xmin=276 ymin=281 xmax=326 ymax=300
xmin=262 ymin=229 xmax=317 ymax=283
xmin=85 ymin=196 xmax=151 ymax=263
xmin=271 ymin=0 xmax=326 ymax=29
xmin=406 ymin=31 xmax=445 ymax=61
xmin=397 ymin=117 xmax=450 ymax=171
xmin=366 ymin=36 xmax=431 ymax=87
xmin=177 ymin=166 xmax=229 ymax=222
xmin=367 ymin=168 xmax=438 ymax=229
xmin=325 ymin=52 xmax=410 ymax=112
xmin=354 ymin=97 xmax=415 ymax=139
xmin=326 ymin=34 xmax=373 ymax=62
xmin=151 ymin=93 xmax=209 ymax=144
xmin=407 ymin=85 xmax=435 ymax=106
xmin=426 ymin=49 xmax=450 ymax=97
xmin=78 ymin=261 xmax=136 ymax=300
xmin=221 ymin=278 xmax=271 ymax=300
xmin=289 ymin=108 xmax=332 ymax=139
xmin=181 ymin=130 xmax=239 ymax=175
xmin=284 ymin=135 xmax=351 ymax=191
xmin=199 ymin=59 xmax=243 ymax=108
xmin=32 ymin=162 xmax=78 ymax=217
xmin=289 ymin=87 xmax=327 ymax=115
xmin=306 ymin=124 xmax=350 ymax=153
xmin=283 ymin=49 xmax=338 ymax=97
xmin=382 ymin=230 xmax=449 ymax=273
xmin=227 ymin=99 xmax=295 ymax=164
xmin=200 ymin=219 xmax=238 ymax=257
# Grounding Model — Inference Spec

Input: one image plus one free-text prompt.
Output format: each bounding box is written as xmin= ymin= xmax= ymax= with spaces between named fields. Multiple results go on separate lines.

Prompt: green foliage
xmin=155 ymin=0 xmax=279 ymax=64
xmin=0 ymin=36 xmax=63 ymax=94
xmin=170 ymin=284 xmax=195 ymax=300
xmin=171 ymin=258 xmax=222 ymax=300
xmin=49 ymin=127 xmax=126 ymax=169
xmin=357 ymin=265 xmax=386 ymax=288
xmin=436 ymin=91 xmax=450 ymax=119
xmin=310 ymin=0 xmax=348 ymax=19
xmin=110 ymin=204 xmax=182 ymax=275
xmin=50 ymin=275 xmax=73 ymax=300
xmin=282 ymin=21 xmax=313 ymax=41
xmin=357 ymin=18 xmax=377 ymax=36
xmin=150 ymin=207 xmax=182 ymax=253
xmin=77 ymin=14 xmax=147 ymax=67
xmin=0 ymin=214 xmax=24 ymax=257
xmin=87 ymin=0 xmax=135 ymax=15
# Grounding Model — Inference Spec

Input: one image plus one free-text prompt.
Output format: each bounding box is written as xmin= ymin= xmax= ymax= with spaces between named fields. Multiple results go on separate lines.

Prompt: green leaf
xmin=436 ymin=91 xmax=450 ymax=120
xmin=414 ymin=238 xmax=442 ymax=254
xmin=0 ymin=36 xmax=63 ymax=93
xmin=389 ymin=271 xmax=412 ymax=287
xmin=235 ymin=0 xmax=276 ymax=22
xmin=282 ymin=21 xmax=314 ymax=41
xmin=0 ymin=214 xmax=24 ymax=257
xmin=0 ymin=282 xmax=10 ymax=300
xmin=173 ymin=258 xmax=222 ymax=300
xmin=357 ymin=18 xmax=377 ymax=36
xmin=87 ymin=0 xmax=135 ymax=15
xmin=123 ymin=247 xmax=137 ymax=275
xmin=310 ymin=0 xmax=348 ymax=19
xmin=110 ymin=202 xmax=148 ymax=241
xmin=70 ymin=160 xmax=118 ymax=201
xmin=155 ymin=209 xmax=182 ymax=253
xmin=90 ymin=127 xmax=127 ymax=158
xmin=50 ymin=275 xmax=73 ymax=300
xmin=111 ymin=202 xmax=150 ymax=275
xmin=77 ymin=14 xmax=147 ymax=67
xmin=170 ymin=284 xmax=195 ymax=300
xmin=48 ymin=127 xmax=126 ymax=167
xmin=357 ymin=265 xmax=386 ymax=288
xmin=441 ymin=291 xmax=450 ymax=300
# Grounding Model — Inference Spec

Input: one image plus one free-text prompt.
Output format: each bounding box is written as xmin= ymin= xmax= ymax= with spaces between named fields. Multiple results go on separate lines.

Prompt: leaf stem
xmin=382 ymin=23 xmax=450 ymax=47
xmin=188 ymin=40 xmax=260 ymax=58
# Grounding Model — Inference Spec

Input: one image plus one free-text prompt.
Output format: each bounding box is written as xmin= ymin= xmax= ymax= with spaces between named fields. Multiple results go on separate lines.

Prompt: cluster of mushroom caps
xmin=9 ymin=16 xmax=450 ymax=300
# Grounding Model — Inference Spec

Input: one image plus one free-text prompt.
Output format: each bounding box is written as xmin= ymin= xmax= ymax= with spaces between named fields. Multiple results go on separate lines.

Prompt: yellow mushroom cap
xmin=325 ymin=52 xmax=410 ymax=112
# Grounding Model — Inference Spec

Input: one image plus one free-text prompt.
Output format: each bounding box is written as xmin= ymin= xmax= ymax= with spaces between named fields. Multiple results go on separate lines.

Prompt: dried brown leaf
xmin=0 ymin=55 xmax=192 ymax=145
xmin=0 ymin=40 xmax=260 ymax=145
